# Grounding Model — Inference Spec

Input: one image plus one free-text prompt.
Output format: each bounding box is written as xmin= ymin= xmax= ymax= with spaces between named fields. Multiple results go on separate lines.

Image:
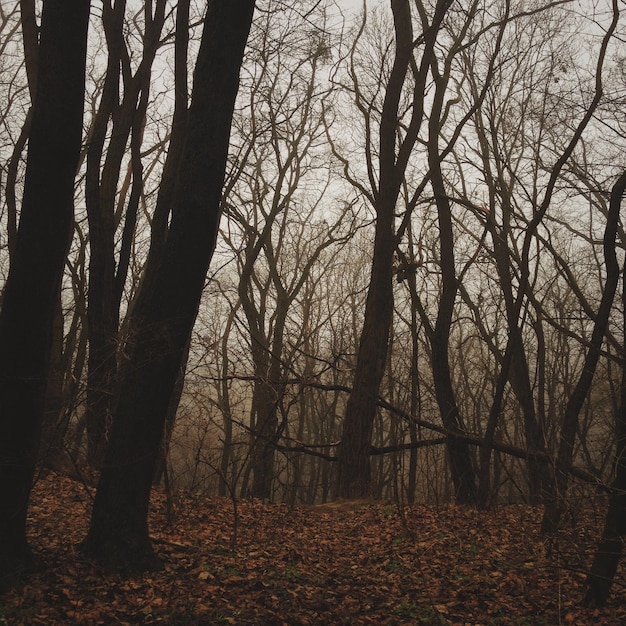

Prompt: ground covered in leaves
xmin=1 ymin=471 xmax=625 ymax=625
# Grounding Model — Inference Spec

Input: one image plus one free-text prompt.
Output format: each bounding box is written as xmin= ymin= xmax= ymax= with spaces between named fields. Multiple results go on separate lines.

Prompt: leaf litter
xmin=1 ymin=470 xmax=624 ymax=625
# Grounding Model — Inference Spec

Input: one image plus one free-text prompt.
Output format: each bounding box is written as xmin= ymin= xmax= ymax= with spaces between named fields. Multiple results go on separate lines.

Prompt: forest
xmin=1 ymin=0 xmax=626 ymax=618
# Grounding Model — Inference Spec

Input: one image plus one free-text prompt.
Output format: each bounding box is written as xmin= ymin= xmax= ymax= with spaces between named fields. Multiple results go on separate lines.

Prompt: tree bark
xmin=0 ymin=0 xmax=90 ymax=581
xmin=81 ymin=0 xmax=255 ymax=570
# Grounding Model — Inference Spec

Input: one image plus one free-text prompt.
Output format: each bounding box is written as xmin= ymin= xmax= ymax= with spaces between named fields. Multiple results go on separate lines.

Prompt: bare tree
xmin=582 ymin=169 xmax=626 ymax=607
xmin=0 ymin=0 xmax=90 ymax=581
xmin=537 ymin=0 xmax=621 ymax=533
xmin=84 ymin=0 xmax=169 ymax=467
xmin=81 ymin=0 xmax=255 ymax=570
xmin=332 ymin=0 xmax=455 ymax=500
xmin=216 ymin=1 xmax=350 ymax=500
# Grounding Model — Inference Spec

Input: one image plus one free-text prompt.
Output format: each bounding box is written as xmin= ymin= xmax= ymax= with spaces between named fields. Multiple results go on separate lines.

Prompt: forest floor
xmin=1 ymin=470 xmax=625 ymax=625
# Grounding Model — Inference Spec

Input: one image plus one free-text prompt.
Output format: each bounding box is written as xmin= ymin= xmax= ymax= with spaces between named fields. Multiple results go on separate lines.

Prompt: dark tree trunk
xmin=152 ymin=338 xmax=190 ymax=486
xmin=431 ymin=332 xmax=478 ymax=504
xmin=582 ymin=173 xmax=626 ymax=607
xmin=583 ymin=424 xmax=626 ymax=608
xmin=249 ymin=393 xmax=280 ymax=500
xmin=81 ymin=0 xmax=255 ymax=571
xmin=218 ymin=304 xmax=238 ymax=497
xmin=400 ymin=234 xmax=423 ymax=505
xmin=427 ymin=53 xmax=478 ymax=505
xmin=336 ymin=0 xmax=453 ymax=500
xmin=492 ymin=211 xmax=550 ymax=502
xmin=85 ymin=0 xmax=167 ymax=468
xmin=217 ymin=304 xmax=239 ymax=497
xmin=583 ymin=492 xmax=626 ymax=607
xmin=249 ymin=299 xmax=288 ymax=501
xmin=237 ymin=300 xmax=274 ymax=500
xmin=336 ymin=0 xmax=414 ymax=500
xmin=145 ymin=0 xmax=192 ymax=490
xmin=147 ymin=0 xmax=190 ymax=258
xmin=84 ymin=0 xmax=126 ymax=467
xmin=336 ymin=212 xmax=395 ymax=499
xmin=542 ymin=170 xmax=626 ymax=534
xmin=0 ymin=0 xmax=90 ymax=581
xmin=506 ymin=325 xmax=550 ymax=500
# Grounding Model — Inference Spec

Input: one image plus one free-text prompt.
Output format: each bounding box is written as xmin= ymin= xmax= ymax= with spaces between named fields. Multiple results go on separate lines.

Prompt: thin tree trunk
xmin=85 ymin=0 xmax=167 ymax=468
xmin=542 ymin=170 xmax=626 ymax=534
xmin=581 ymin=174 xmax=626 ymax=607
xmin=428 ymin=60 xmax=478 ymax=505
xmin=218 ymin=303 xmax=238 ymax=497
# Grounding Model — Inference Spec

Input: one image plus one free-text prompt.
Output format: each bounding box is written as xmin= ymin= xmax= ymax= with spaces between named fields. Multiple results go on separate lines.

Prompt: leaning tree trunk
xmin=0 ymin=0 xmax=90 ymax=581
xmin=81 ymin=0 xmax=255 ymax=571
xmin=582 ymin=170 xmax=626 ymax=607
xmin=541 ymin=169 xmax=625 ymax=534
xmin=491 ymin=205 xmax=550 ymax=502
xmin=583 ymin=387 xmax=626 ymax=607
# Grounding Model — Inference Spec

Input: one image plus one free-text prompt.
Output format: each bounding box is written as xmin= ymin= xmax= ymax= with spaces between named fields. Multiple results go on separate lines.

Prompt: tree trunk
xmin=218 ymin=303 xmax=238 ymax=497
xmin=153 ymin=338 xmax=190 ymax=486
xmin=582 ymin=174 xmax=626 ymax=607
xmin=81 ymin=0 xmax=255 ymax=570
xmin=336 ymin=213 xmax=395 ymax=499
xmin=583 ymin=442 xmax=626 ymax=608
xmin=431 ymin=332 xmax=478 ymax=504
xmin=0 ymin=0 xmax=90 ymax=581
xmin=84 ymin=0 xmax=127 ymax=467
xmin=243 ymin=320 xmax=274 ymax=500
xmin=427 ymin=56 xmax=478 ymax=505
xmin=85 ymin=0 xmax=167 ymax=468
xmin=249 ymin=385 xmax=281 ymax=501
xmin=542 ymin=170 xmax=626 ymax=534
xmin=336 ymin=0 xmax=415 ymax=500
xmin=146 ymin=0 xmax=192 ymax=489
